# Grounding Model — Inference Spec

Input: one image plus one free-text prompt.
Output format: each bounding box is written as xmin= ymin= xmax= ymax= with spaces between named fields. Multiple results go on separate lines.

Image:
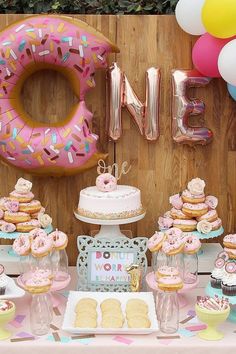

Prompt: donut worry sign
xmin=77 ymin=236 xmax=147 ymax=292
xmin=0 ymin=15 xmax=119 ymax=176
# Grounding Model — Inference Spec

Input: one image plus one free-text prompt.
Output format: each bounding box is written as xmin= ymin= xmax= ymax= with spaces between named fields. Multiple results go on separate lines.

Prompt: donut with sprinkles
xmin=0 ymin=15 xmax=119 ymax=176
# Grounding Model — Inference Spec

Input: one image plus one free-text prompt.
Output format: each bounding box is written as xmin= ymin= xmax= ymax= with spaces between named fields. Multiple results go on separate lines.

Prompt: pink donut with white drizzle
xmin=164 ymin=227 xmax=183 ymax=239
xmin=162 ymin=237 xmax=185 ymax=255
xmin=197 ymin=210 xmax=218 ymax=222
xmin=1 ymin=222 xmax=16 ymax=233
xmin=173 ymin=219 xmax=197 ymax=232
xmin=170 ymin=208 xmax=192 ymax=220
xmin=31 ymin=235 xmax=53 ymax=258
xmin=4 ymin=200 xmax=19 ymax=212
xmin=210 ymin=218 xmax=222 ymax=231
xmin=13 ymin=234 xmax=31 ymax=256
xmin=50 ymin=229 xmax=68 ymax=250
xmin=96 ymin=173 xmax=117 ymax=192
xmin=147 ymin=231 xmax=166 ymax=252
xmin=184 ymin=234 xmax=201 ymax=254
xmin=29 ymin=228 xmax=48 ymax=240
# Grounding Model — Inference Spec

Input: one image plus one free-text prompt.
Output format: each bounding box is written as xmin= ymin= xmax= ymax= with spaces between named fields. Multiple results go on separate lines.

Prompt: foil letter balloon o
xmin=0 ymin=15 xmax=119 ymax=176
xmin=171 ymin=70 xmax=212 ymax=145
xmin=107 ymin=63 xmax=160 ymax=141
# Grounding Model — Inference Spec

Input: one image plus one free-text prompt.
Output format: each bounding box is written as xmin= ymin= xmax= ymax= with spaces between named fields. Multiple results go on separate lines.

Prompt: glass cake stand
xmin=74 ymin=210 xmax=146 ymax=239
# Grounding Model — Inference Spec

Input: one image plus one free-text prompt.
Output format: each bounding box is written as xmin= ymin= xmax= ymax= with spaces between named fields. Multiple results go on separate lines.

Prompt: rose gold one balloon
xmin=171 ymin=69 xmax=212 ymax=145
xmin=107 ymin=63 xmax=161 ymax=141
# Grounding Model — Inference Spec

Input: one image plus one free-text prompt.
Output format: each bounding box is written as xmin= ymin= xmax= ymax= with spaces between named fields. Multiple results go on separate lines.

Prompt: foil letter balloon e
xmin=171 ymin=70 xmax=212 ymax=145
xmin=107 ymin=63 xmax=161 ymax=141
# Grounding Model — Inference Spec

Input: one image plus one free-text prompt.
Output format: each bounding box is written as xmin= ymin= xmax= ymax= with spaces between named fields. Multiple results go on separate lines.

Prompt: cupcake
xmin=0 ymin=264 xmax=8 ymax=295
xmin=210 ymin=260 xmax=226 ymax=289
xmin=221 ymin=261 xmax=236 ymax=296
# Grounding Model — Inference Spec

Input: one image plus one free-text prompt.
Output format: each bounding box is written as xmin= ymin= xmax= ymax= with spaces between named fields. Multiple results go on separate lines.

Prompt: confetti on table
xmin=11 ymin=337 xmax=35 ymax=342
xmin=178 ymin=328 xmax=195 ymax=337
xmin=188 ymin=316 xmax=200 ymax=324
xmin=14 ymin=315 xmax=26 ymax=323
xmin=52 ymin=332 xmax=61 ymax=342
xmin=180 ymin=315 xmax=195 ymax=324
xmin=157 ymin=335 xmax=180 ymax=340
xmin=187 ymin=309 xmax=196 ymax=317
xmin=16 ymin=331 xmax=34 ymax=339
xmin=113 ymin=336 xmax=133 ymax=345
xmin=185 ymin=324 xmax=207 ymax=332
xmin=50 ymin=324 xmax=59 ymax=331
xmin=71 ymin=334 xmax=95 ymax=340
xmin=53 ymin=307 xmax=61 ymax=316
xmin=9 ymin=320 xmax=22 ymax=328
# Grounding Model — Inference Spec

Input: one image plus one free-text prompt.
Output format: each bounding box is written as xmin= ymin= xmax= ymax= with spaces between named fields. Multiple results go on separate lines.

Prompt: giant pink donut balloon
xmin=0 ymin=15 xmax=119 ymax=176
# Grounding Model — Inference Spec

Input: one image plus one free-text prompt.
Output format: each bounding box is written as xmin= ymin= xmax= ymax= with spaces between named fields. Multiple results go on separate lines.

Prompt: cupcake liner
xmin=210 ymin=276 xmax=222 ymax=289
xmin=0 ymin=286 xmax=6 ymax=295
xmin=222 ymin=283 xmax=236 ymax=296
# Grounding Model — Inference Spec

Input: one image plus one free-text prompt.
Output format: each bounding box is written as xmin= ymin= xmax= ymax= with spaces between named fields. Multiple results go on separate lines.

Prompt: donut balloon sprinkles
xmin=0 ymin=15 xmax=119 ymax=176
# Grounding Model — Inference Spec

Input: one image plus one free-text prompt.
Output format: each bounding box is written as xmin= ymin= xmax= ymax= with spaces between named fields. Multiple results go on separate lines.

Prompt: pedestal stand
xmin=74 ymin=211 xmax=146 ymax=239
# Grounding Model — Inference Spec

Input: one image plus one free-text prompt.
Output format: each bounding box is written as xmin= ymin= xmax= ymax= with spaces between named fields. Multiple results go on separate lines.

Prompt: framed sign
xmin=77 ymin=236 xmax=147 ymax=292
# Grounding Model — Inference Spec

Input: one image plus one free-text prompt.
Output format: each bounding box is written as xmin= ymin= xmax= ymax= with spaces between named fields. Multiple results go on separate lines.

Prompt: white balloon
xmin=175 ymin=0 xmax=206 ymax=35
xmin=218 ymin=39 xmax=236 ymax=86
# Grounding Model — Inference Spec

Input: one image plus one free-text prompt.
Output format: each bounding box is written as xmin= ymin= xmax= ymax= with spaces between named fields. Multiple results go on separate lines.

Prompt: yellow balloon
xmin=202 ymin=0 xmax=236 ymax=38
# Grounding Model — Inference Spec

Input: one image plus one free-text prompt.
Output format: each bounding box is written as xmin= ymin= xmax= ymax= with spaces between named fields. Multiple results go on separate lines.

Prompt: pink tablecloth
xmin=1 ymin=270 xmax=236 ymax=354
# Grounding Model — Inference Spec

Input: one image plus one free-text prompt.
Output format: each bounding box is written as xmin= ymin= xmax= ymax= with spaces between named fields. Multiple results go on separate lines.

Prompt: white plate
xmin=0 ymin=276 xmax=25 ymax=299
xmin=62 ymin=291 xmax=158 ymax=335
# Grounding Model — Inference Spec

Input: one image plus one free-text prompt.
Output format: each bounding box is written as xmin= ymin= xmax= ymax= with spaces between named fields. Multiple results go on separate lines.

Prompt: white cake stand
xmin=74 ymin=210 xmax=146 ymax=239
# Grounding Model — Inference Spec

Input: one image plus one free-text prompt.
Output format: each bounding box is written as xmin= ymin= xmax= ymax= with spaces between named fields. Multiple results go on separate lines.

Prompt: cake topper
xmin=97 ymin=159 xmax=131 ymax=181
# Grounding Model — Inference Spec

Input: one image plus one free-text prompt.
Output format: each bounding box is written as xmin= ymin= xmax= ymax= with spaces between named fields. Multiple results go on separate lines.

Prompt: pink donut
xmin=184 ymin=234 xmax=201 ymax=254
xmin=96 ymin=173 xmax=117 ymax=192
xmin=162 ymin=237 xmax=185 ymax=255
xmin=1 ymin=222 xmax=16 ymax=233
xmin=164 ymin=227 xmax=183 ymax=239
xmin=31 ymin=235 xmax=53 ymax=258
xmin=50 ymin=230 xmax=68 ymax=250
xmin=147 ymin=231 xmax=165 ymax=252
xmin=29 ymin=228 xmax=48 ymax=240
xmin=4 ymin=200 xmax=19 ymax=213
xmin=13 ymin=234 xmax=31 ymax=256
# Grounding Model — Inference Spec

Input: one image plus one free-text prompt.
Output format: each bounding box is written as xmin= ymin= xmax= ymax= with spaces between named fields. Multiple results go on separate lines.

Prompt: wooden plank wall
xmin=0 ymin=15 xmax=235 ymax=265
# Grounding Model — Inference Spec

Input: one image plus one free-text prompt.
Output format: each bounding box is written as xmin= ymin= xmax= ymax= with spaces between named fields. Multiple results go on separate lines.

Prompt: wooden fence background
xmin=0 ymin=15 xmax=235 ymax=265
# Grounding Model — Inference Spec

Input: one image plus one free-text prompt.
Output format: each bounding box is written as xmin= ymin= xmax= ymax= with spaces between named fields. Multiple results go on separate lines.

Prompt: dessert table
xmin=1 ymin=268 xmax=236 ymax=354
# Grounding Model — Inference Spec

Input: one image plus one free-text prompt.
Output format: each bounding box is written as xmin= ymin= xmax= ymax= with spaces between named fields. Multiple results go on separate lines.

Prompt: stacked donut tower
xmin=0 ymin=178 xmax=52 ymax=233
xmin=13 ymin=228 xmax=68 ymax=293
xmin=157 ymin=177 xmax=222 ymax=235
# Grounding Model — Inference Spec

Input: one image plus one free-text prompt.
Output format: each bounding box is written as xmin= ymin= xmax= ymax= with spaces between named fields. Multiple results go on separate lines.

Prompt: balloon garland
xmin=0 ymin=15 xmax=119 ymax=176
xmin=175 ymin=0 xmax=236 ymax=102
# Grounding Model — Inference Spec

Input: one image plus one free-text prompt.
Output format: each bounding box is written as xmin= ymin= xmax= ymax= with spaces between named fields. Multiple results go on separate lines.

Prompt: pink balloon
xmin=192 ymin=33 xmax=234 ymax=78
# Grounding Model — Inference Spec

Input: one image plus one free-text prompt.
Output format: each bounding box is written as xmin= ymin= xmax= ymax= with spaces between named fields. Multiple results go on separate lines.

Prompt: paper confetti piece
xmin=180 ymin=315 xmax=195 ymax=324
xmin=9 ymin=320 xmax=22 ymax=328
xmin=187 ymin=317 xmax=199 ymax=324
xmin=185 ymin=324 xmax=207 ymax=331
xmin=178 ymin=328 xmax=195 ymax=337
xmin=11 ymin=337 xmax=35 ymax=342
xmin=157 ymin=335 xmax=180 ymax=340
xmin=50 ymin=324 xmax=59 ymax=331
xmin=113 ymin=336 xmax=133 ymax=345
xmin=187 ymin=309 xmax=196 ymax=317
xmin=13 ymin=313 xmax=25 ymax=324
xmin=52 ymin=332 xmax=61 ymax=342
xmin=71 ymin=334 xmax=95 ymax=340
xmin=16 ymin=331 xmax=34 ymax=339
xmin=60 ymin=336 xmax=71 ymax=343
xmin=53 ymin=307 xmax=61 ymax=316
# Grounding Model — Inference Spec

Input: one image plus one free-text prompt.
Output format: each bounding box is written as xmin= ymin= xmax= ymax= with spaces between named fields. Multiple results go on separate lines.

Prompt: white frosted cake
xmin=77 ymin=177 xmax=143 ymax=220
